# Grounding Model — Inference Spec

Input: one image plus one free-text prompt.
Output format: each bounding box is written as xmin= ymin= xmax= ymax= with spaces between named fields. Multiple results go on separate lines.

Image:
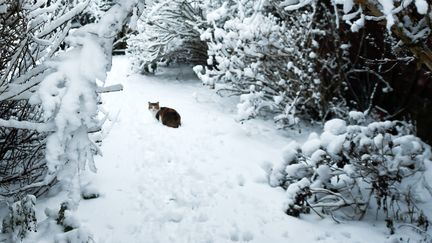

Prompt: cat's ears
xmin=148 ymin=101 xmax=160 ymax=104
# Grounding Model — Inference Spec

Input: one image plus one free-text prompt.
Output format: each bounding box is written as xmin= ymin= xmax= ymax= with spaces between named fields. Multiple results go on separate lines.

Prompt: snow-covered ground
xmin=31 ymin=56 xmax=390 ymax=242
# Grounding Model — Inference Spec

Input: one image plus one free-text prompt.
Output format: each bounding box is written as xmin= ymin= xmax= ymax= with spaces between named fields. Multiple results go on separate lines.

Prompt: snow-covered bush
xmin=2 ymin=195 xmax=37 ymax=241
xmin=0 ymin=0 xmax=143 ymax=201
xmin=0 ymin=0 xmax=92 ymax=199
xmin=127 ymin=0 xmax=208 ymax=73
xmin=0 ymin=1 xmax=140 ymax=241
xmin=194 ymin=1 xmax=349 ymax=127
xmin=270 ymin=113 xmax=432 ymax=228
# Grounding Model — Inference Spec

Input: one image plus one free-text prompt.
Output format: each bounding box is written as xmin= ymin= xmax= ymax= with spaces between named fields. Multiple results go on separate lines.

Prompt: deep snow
xmin=30 ymin=56 xmax=390 ymax=243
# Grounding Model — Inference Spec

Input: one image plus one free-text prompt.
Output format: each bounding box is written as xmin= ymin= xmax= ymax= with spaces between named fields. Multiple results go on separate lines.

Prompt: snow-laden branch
xmin=0 ymin=118 xmax=54 ymax=132
xmin=281 ymin=0 xmax=313 ymax=10
xmin=36 ymin=1 xmax=90 ymax=38
xmin=0 ymin=36 xmax=29 ymax=86
xmin=0 ymin=66 xmax=50 ymax=101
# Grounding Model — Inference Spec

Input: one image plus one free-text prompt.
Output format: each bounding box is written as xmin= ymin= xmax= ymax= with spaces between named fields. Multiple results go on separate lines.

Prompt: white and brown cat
xmin=148 ymin=102 xmax=181 ymax=128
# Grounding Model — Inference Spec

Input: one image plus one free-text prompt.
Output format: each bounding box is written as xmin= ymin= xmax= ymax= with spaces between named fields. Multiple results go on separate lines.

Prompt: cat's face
xmin=148 ymin=102 xmax=160 ymax=112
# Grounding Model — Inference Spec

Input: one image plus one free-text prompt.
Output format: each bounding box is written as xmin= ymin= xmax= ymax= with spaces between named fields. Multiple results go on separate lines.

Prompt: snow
xmin=0 ymin=4 xmax=7 ymax=14
xmin=373 ymin=133 xmax=384 ymax=148
xmin=269 ymin=145 xmax=297 ymax=187
xmin=301 ymin=133 xmax=321 ymax=156
xmin=326 ymin=134 xmax=346 ymax=156
xmin=285 ymin=177 xmax=310 ymax=205
xmin=236 ymin=91 xmax=264 ymax=121
xmin=348 ymin=110 xmax=365 ymax=124
xmin=206 ymin=2 xmax=228 ymax=22
xmin=308 ymin=52 xmax=317 ymax=59
xmin=343 ymin=164 xmax=356 ymax=177
xmin=378 ymin=0 xmax=395 ymax=30
xmin=30 ymin=56 xmax=390 ymax=242
xmin=415 ymin=0 xmax=428 ymax=14
xmin=280 ymin=0 xmax=431 ymax=40
xmin=273 ymin=95 xmax=283 ymax=105
xmin=54 ymin=227 xmax=93 ymax=243
xmin=334 ymin=0 xmax=354 ymax=13
xmin=310 ymin=149 xmax=327 ymax=166
xmin=31 ymin=34 xmax=105 ymax=182
xmin=36 ymin=1 xmax=89 ymax=38
xmin=323 ymin=118 xmax=347 ymax=135
xmin=316 ymin=165 xmax=332 ymax=181
xmin=0 ymin=117 xmax=54 ymax=132
xmin=282 ymin=141 xmax=300 ymax=163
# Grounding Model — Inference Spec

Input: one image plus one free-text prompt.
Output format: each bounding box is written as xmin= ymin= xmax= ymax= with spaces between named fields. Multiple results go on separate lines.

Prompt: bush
xmin=0 ymin=0 xmax=79 ymax=199
xmin=194 ymin=2 xmax=349 ymax=127
xmin=270 ymin=112 xmax=432 ymax=229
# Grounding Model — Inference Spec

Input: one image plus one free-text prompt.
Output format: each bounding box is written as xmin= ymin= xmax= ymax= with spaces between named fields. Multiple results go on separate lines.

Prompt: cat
xmin=148 ymin=102 xmax=181 ymax=128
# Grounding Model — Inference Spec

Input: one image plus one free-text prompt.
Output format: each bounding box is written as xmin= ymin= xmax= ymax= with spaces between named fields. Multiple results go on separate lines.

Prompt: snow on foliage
xmin=1 ymin=1 xmax=143 ymax=240
xmin=127 ymin=0 xmax=207 ymax=73
xmin=0 ymin=0 xmax=91 ymax=199
xmin=194 ymin=1 xmax=349 ymax=127
xmin=76 ymin=0 xmax=115 ymax=25
xmin=32 ymin=0 xmax=144 ymax=208
xmin=270 ymin=114 xmax=432 ymax=232
xmin=0 ymin=0 xmax=143 ymax=209
xmin=0 ymin=2 xmax=133 ymax=240
xmin=2 ymin=195 xmax=37 ymax=241
xmin=21 ymin=201 xmax=95 ymax=243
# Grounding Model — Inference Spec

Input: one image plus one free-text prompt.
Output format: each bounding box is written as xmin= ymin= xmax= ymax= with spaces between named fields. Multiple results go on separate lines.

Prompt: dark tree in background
xmin=293 ymin=0 xmax=432 ymax=142
xmin=345 ymin=21 xmax=432 ymax=143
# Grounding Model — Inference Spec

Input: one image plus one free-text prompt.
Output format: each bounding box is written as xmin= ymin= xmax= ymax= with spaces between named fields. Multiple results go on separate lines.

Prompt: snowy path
xmin=52 ymin=57 xmax=387 ymax=242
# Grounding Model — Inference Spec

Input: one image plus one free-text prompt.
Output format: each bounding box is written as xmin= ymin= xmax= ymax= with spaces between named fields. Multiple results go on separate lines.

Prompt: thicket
xmin=270 ymin=113 xmax=432 ymax=233
xmin=0 ymin=0 xmax=142 ymax=239
xmin=0 ymin=0 xmax=86 ymax=200
xmin=194 ymin=2 xmax=349 ymax=127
